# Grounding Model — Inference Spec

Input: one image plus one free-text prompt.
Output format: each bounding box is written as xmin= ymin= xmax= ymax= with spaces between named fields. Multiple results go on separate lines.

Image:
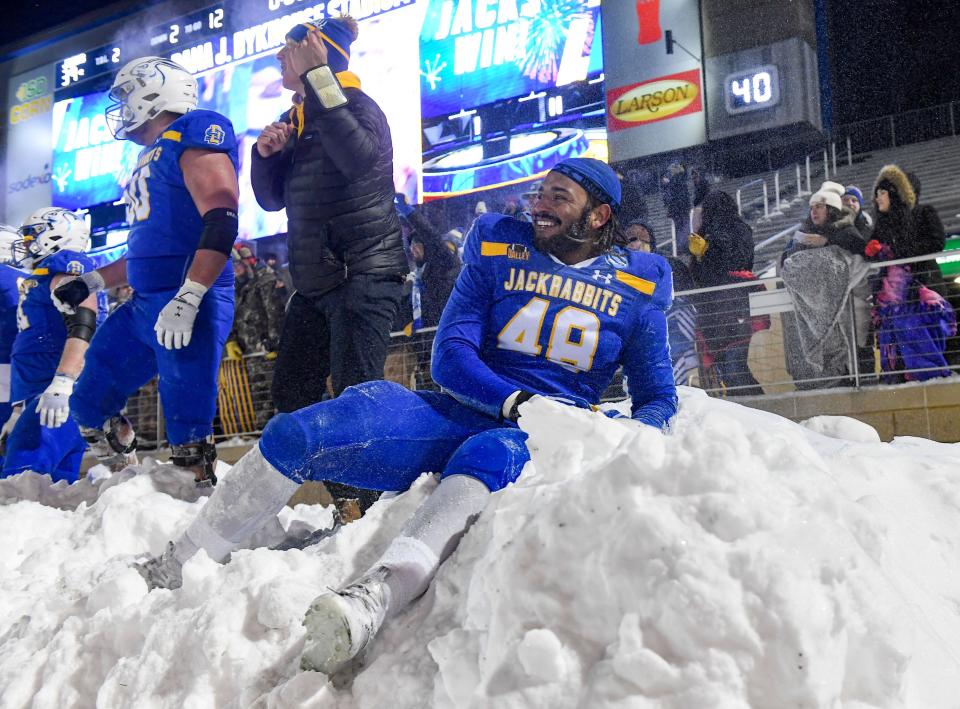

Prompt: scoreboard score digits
xmin=723 ymin=65 xmax=780 ymax=115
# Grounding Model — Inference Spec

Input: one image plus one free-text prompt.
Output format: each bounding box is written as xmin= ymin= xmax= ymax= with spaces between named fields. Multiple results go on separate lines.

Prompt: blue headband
xmin=550 ymin=158 xmax=622 ymax=211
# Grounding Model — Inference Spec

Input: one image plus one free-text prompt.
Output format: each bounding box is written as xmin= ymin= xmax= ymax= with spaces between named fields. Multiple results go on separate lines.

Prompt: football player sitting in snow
xmin=135 ymin=158 xmax=678 ymax=675
xmin=0 ymin=209 xmax=101 ymax=483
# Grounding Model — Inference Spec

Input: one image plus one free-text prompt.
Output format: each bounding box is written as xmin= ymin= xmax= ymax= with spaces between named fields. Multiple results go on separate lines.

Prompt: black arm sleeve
xmin=62 ymin=306 xmax=97 ymax=343
xmin=197 ymin=208 xmax=239 ymax=257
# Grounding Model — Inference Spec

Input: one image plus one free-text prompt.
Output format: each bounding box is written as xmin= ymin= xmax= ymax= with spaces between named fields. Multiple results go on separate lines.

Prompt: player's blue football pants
xmin=2 ymin=394 xmax=85 ymax=483
xmin=259 ymin=380 xmax=531 ymax=493
xmin=71 ymin=287 xmax=234 ymax=445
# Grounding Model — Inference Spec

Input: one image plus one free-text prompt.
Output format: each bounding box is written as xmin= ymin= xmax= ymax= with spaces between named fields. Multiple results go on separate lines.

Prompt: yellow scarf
xmin=289 ymin=71 xmax=362 ymax=136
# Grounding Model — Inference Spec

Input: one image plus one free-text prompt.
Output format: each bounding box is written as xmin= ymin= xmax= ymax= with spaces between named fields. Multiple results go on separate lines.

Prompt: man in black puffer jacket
xmin=252 ymin=16 xmax=407 ymax=516
xmin=253 ymin=16 xmax=407 ymax=407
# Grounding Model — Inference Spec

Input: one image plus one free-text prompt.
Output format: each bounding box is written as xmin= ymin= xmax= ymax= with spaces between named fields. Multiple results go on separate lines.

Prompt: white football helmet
xmin=105 ymin=56 xmax=197 ymax=140
xmin=13 ymin=208 xmax=90 ymax=268
xmin=0 ymin=224 xmax=19 ymax=265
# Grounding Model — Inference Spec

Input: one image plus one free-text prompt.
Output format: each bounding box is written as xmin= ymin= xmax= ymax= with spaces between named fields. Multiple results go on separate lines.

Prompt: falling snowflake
xmin=518 ymin=0 xmax=588 ymax=84
xmin=421 ymin=54 xmax=447 ymax=90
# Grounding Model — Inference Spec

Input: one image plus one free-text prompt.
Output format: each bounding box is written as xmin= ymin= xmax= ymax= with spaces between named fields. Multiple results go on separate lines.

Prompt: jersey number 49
xmin=498 ymin=297 xmax=600 ymax=372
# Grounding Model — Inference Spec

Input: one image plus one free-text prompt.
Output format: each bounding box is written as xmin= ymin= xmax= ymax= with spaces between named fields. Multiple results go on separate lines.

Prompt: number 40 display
xmin=724 ymin=65 xmax=780 ymax=115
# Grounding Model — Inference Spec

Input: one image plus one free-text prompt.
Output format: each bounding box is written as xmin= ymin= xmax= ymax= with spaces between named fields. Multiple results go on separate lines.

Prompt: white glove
xmin=155 ymin=279 xmax=208 ymax=350
xmin=0 ymin=404 xmax=22 ymax=453
xmin=52 ymin=271 xmax=106 ymax=315
xmin=37 ymin=374 xmax=75 ymax=428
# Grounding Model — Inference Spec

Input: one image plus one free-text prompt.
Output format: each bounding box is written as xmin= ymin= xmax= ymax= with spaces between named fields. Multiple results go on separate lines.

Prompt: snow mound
xmin=801 ymin=415 xmax=882 ymax=443
xmin=2 ymin=392 xmax=960 ymax=708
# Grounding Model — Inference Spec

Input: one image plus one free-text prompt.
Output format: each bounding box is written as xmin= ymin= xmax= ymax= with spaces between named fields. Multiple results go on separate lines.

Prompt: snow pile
xmin=2 ymin=388 xmax=960 ymax=708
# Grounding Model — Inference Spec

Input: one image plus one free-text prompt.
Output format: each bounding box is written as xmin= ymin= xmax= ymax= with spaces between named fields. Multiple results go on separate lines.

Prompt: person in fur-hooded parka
xmin=870 ymin=164 xmax=946 ymax=291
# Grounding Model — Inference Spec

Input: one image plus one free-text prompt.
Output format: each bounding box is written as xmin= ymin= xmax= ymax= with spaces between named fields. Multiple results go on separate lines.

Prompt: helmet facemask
xmin=13 ymin=209 xmax=90 ymax=268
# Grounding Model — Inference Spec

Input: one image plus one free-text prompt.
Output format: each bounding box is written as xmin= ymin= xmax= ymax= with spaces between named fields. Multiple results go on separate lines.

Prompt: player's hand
xmin=155 ymin=279 xmax=208 ymax=350
xmin=52 ymin=271 xmax=106 ymax=315
xmin=37 ymin=374 xmax=75 ymax=428
xmin=256 ymin=121 xmax=293 ymax=158
xmin=0 ymin=404 xmax=22 ymax=455
xmin=503 ymin=391 xmax=597 ymax=423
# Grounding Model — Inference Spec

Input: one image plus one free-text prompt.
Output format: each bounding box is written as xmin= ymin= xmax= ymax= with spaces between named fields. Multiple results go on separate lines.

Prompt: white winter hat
xmin=810 ymin=180 xmax=844 ymax=211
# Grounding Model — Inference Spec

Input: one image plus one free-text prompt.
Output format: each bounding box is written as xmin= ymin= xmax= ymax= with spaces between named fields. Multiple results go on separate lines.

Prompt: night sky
xmin=4 ymin=0 xmax=960 ymax=128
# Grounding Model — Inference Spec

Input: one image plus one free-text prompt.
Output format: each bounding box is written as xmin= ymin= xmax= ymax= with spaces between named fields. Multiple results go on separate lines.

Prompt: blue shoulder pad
xmin=615 ymin=249 xmax=673 ymax=311
xmin=463 ymin=214 xmax=534 ymax=267
xmin=37 ymin=250 xmax=92 ymax=277
xmin=167 ymin=110 xmax=237 ymax=153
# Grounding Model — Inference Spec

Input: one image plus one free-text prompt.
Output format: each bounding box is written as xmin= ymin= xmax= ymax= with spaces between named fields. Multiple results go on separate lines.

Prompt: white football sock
xmin=374 ymin=474 xmax=490 ymax=616
xmin=176 ymin=446 xmax=300 ymax=564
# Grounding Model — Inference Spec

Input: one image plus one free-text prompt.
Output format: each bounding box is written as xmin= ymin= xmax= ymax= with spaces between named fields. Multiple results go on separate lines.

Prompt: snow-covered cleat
xmin=300 ymin=567 xmax=391 ymax=675
xmin=133 ymin=541 xmax=184 ymax=591
xmin=170 ymin=437 xmax=218 ymax=489
xmin=270 ymin=518 xmax=343 ymax=552
xmin=83 ymin=415 xmax=139 ymax=472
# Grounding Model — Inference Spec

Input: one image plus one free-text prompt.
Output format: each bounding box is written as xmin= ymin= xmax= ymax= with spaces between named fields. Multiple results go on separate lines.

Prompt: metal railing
xmin=728 ymin=101 xmax=960 ymax=231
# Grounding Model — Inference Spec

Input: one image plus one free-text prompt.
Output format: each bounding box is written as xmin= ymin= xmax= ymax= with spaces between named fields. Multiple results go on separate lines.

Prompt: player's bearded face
xmin=531 ymin=174 xmax=599 ymax=258
xmin=533 ymin=204 xmax=596 ymax=257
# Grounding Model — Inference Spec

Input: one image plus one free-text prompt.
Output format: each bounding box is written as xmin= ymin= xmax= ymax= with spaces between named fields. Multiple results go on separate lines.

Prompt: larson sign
xmin=606 ymin=68 xmax=702 ymax=131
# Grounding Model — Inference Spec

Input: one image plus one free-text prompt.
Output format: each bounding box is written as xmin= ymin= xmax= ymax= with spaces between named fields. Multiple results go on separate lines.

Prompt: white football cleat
xmin=300 ymin=567 xmax=391 ymax=675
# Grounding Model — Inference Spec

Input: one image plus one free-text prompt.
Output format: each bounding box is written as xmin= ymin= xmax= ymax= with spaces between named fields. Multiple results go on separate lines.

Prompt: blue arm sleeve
xmin=622 ymin=306 xmax=679 ymax=430
xmin=431 ymin=224 xmax=518 ymax=419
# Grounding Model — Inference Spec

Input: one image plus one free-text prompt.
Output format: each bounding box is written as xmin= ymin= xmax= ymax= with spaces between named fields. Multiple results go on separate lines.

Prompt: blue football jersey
xmin=10 ymin=251 xmax=96 ymax=401
xmin=432 ymin=214 xmax=677 ymax=428
xmin=0 ymin=264 xmax=22 ymax=364
xmin=123 ymin=109 xmax=239 ymax=292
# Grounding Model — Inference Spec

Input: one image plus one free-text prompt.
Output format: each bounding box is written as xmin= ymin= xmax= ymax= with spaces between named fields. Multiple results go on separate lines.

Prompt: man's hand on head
xmin=287 ymin=30 xmax=329 ymax=77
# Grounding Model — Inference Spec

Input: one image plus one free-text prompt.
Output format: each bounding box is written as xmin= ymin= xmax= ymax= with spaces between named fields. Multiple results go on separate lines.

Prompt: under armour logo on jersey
xmin=592 ymin=270 xmax=612 ymax=284
xmin=204 ymin=125 xmax=226 ymax=146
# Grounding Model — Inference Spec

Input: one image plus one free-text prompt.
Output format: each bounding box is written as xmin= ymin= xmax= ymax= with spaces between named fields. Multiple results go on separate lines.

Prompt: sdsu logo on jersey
xmin=66 ymin=260 xmax=85 ymax=276
xmin=204 ymin=125 xmax=226 ymax=146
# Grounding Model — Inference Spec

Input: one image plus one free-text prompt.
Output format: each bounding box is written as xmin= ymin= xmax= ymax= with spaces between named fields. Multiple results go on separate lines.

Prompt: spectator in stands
xmin=690 ymin=166 xmax=711 ymax=207
xmin=225 ymin=244 xmax=285 ymax=360
xmin=783 ymin=182 xmax=866 ymax=260
xmin=780 ymin=182 xmax=871 ymax=388
xmin=396 ymin=195 xmax=462 ymax=330
xmin=865 ymin=164 xmax=955 ymax=381
xmin=687 ymin=191 xmax=763 ymax=395
xmin=842 ymin=186 xmax=873 ymax=239
xmin=623 ymin=220 xmax=699 ymax=386
xmin=618 ymin=170 xmax=649 ymax=225
xmin=662 ymin=162 xmax=691 ymax=246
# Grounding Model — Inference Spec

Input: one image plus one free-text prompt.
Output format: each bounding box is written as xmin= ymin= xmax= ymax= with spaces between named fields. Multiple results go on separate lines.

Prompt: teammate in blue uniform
xmin=135 ymin=158 xmax=677 ymax=674
xmin=52 ymin=57 xmax=239 ymax=486
xmin=0 ymin=209 xmax=100 ymax=483
xmin=0 ymin=225 xmax=25 ymax=467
